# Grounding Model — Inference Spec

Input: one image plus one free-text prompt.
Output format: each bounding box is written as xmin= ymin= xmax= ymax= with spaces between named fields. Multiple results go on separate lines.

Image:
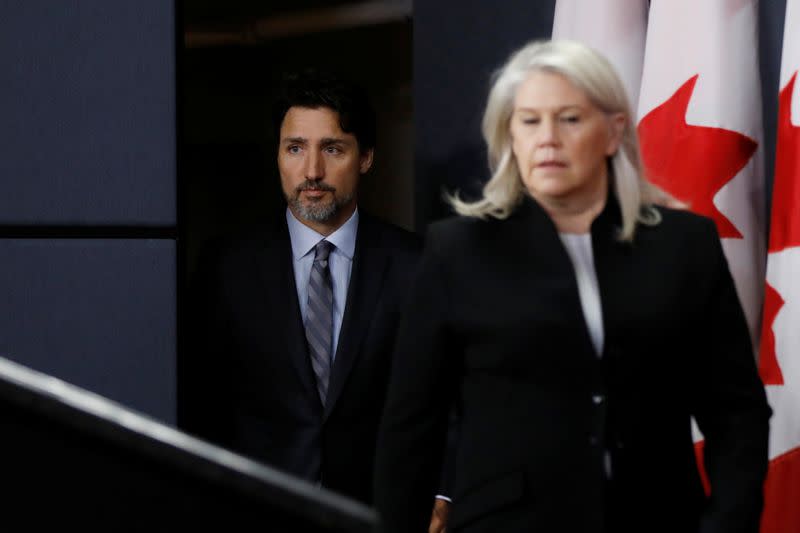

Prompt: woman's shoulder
xmin=633 ymin=205 xmax=726 ymax=266
xmin=643 ymin=205 xmax=719 ymax=240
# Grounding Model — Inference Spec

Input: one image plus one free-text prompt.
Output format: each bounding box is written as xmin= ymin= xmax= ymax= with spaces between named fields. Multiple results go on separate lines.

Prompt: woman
xmin=374 ymin=40 xmax=770 ymax=533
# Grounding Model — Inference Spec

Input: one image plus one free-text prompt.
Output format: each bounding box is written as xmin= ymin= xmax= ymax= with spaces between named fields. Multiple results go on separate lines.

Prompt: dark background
xmin=0 ymin=0 xmax=786 ymax=426
xmin=181 ymin=1 xmax=413 ymax=276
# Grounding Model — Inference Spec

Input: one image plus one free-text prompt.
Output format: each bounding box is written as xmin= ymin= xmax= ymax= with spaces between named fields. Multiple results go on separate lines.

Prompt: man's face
xmin=278 ymin=106 xmax=373 ymax=228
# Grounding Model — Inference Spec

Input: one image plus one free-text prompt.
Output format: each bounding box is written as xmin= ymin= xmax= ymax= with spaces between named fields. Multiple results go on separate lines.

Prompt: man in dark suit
xmin=181 ymin=70 xmax=420 ymax=505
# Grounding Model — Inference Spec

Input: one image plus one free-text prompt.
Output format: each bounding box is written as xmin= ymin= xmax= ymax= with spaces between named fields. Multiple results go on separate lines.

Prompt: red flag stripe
xmin=761 ymin=446 xmax=800 ymax=533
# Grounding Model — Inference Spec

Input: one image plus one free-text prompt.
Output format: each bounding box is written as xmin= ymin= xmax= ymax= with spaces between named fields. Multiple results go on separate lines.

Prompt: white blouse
xmin=558 ymin=232 xmax=604 ymax=357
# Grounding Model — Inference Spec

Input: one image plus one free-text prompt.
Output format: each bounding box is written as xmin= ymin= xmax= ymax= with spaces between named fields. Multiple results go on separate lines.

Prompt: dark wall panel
xmin=0 ymin=239 xmax=175 ymax=422
xmin=759 ymin=0 xmax=787 ymax=220
xmin=413 ymin=0 xmax=556 ymax=228
xmin=0 ymin=0 xmax=175 ymax=225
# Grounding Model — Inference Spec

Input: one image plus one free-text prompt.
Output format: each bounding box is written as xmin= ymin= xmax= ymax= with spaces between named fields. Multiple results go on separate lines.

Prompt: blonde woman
xmin=375 ymin=40 xmax=769 ymax=533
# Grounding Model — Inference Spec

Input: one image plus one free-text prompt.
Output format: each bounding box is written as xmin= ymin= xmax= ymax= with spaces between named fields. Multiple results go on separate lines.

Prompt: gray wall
xmin=0 ymin=0 xmax=176 ymax=422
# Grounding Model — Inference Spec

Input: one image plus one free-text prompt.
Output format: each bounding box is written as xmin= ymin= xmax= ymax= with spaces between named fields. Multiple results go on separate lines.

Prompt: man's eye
xmin=325 ymin=146 xmax=342 ymax=154
xmin=287 ymin=145 xmax=301 ymax=154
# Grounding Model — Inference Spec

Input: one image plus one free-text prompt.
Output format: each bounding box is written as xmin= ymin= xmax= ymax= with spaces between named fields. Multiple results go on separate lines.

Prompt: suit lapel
xmin=515 ymin=198 xmax=601 ymax=363
xmin=323 ymin=216 xmax=389 ymax=420
xmin=588 ymin=195 xmax=628 ymax=360
xmin=253 ymin=220 xmax=322 ymax=407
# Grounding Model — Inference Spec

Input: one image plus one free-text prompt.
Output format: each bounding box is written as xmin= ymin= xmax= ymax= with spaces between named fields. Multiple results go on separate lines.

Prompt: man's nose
xmin=305 ymin=150 xmax=324 ymax=179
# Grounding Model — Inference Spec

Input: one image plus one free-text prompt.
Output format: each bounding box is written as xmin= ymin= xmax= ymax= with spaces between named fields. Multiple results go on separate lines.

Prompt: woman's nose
xmin=537 ymin=117 xmax=560 ymax=146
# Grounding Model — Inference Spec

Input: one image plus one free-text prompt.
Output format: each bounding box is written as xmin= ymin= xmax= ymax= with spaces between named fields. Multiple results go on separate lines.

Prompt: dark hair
xmin=272 ymin=69 xmax=376 ymax=153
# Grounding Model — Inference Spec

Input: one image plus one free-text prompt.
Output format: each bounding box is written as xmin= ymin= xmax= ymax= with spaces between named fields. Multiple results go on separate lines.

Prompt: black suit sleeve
xmin=374 ymin=235 xmax=458 ymax=533
xmin=691 ymin=218 xmax=771 ymax=533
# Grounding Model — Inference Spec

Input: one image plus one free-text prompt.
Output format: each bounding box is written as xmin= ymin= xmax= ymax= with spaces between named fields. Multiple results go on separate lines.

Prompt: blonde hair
xmin=448 ymin=39 xmax=665 ymax=241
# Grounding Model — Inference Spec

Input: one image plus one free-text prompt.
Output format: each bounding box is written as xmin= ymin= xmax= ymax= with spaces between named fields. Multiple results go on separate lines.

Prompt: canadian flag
xmin=553 ymin=0 xmax=797 ymax=530
xmin=554 ymin=1 xmax=766 ymax=345
xmin=636 ymin=0 xmax=766 ymax=349
xmin=759 ymin=0 xmax=800 ymax=531
xmin=551 ymin=0 xmax=649 ymax=113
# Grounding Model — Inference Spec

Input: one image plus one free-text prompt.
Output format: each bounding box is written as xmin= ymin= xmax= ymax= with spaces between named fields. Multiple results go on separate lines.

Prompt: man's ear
xmin=359 ymin=148 xmax=374 ymax=174
xmin=606 ymin=113 xmax=626 ymax=156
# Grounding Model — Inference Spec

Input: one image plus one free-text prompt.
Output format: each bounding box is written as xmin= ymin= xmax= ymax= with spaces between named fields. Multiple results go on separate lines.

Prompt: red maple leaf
xmin=637 ymin=75 xmax=757 ymax=238
xmin=759 ymin=281 xmax=785 ymax=385
xmin=768 ymin=71 xmax=800 ymax=253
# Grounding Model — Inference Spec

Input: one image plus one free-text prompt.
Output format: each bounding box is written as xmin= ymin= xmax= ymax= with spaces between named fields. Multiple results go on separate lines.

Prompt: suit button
xmin=592 ymin=395 xmax=604 ymax=405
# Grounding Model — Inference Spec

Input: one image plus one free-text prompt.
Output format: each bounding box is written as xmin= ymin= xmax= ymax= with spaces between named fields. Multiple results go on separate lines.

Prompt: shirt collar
xmin=285 ymin=207 xmax=359 ymax=261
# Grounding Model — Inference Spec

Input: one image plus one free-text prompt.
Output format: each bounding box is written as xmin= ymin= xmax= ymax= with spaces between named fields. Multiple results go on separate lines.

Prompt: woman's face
xmin=510 ymin=70 xmax=624 ymax=207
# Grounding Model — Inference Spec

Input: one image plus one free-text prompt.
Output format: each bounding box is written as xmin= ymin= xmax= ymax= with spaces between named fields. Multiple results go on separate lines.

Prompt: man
xmin=181 ymin=70 xmax=420 ymax=505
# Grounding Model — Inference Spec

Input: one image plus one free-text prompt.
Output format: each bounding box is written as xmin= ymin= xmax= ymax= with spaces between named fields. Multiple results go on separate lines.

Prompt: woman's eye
xmin=522 ymin=118 xmax=540 ymax=125
xmin=561 ymin=115 xmax=580 ymax=123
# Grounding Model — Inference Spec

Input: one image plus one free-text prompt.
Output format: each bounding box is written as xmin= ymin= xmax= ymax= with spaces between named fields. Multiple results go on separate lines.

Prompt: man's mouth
xmin=301 ymin=189 xmax=329 ymax=199
xmin=297 ymin=183 xmax=335 ymax=196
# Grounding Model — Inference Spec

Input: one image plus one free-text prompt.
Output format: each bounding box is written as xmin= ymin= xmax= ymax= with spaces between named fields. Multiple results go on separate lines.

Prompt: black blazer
xmin=181 ymin=211 xmax=420 ymax=505
xmin=375 ymin=197 xmax=770 ymax=533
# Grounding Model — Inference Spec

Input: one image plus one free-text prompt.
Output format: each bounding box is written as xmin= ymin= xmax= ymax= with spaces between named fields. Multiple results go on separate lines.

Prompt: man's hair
xmin=272 ymin=69 xmax=376 ymax=153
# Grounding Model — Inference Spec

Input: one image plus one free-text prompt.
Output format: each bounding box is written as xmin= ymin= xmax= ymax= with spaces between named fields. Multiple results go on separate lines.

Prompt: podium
xmin=0 ymin=356 xmax=377 ymax=531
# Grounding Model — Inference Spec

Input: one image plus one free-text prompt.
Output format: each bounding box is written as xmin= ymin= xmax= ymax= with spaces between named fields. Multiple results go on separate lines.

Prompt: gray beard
xmin=287 ymin=185 xmax=353 ymax=223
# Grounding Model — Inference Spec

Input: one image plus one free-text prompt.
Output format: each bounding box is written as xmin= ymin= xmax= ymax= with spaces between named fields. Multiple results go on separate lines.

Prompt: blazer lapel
xmin=588 ymin=194 xmax=628 ymax=360
xmin=515 ymin=197 xmax=600 ymax=363
xmin=323 ymin=216 xmax=389 ymax=420
xmin=253 ymin=220 xmax=321 ymax=406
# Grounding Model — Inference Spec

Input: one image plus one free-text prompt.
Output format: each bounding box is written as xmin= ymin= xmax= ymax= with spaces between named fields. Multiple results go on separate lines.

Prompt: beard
xmin=286 ymin=179 xmax=354 ymax=223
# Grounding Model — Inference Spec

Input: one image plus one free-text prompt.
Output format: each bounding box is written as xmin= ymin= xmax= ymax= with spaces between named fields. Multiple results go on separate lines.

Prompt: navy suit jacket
xmin=181 ymin=210 xmax=421 ymax=505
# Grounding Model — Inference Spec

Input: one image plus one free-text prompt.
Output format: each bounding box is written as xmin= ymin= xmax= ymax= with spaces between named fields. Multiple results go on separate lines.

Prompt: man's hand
xmin=428 ymin=498 xmax=450 ymax=533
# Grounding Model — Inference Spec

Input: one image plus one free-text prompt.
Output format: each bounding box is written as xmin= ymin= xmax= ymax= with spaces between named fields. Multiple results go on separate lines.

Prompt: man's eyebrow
xmin=281 ymin=137 xmax=352 ymax=145
xmin=320 ymin=137 xmax=351 ymax=145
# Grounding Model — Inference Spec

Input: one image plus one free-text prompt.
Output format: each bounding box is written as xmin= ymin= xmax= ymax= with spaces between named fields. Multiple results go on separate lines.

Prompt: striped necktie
xmin=306 ymin=240 xmax=334 ymax=404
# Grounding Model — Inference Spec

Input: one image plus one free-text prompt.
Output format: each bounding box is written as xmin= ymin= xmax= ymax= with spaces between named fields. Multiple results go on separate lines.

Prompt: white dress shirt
xmin=286 ymin=207 xmax=358 ymax=361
